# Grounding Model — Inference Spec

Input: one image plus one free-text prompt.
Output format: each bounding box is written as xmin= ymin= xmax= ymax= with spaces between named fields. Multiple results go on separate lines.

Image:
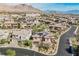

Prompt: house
xmin=32 ymin=34 xmax=42 ymax=44
xmin=49 ymin=23 xmax=66 ymax=32
xmin=3 ymin=19 xmax=18 ymax=29
xmin=43 ymin=33 xmax=55 ymax=44
xmin=11 ymin=29 xmax=32 ymax=41
xmin=32 ymin=31 xmax=54 ymax=45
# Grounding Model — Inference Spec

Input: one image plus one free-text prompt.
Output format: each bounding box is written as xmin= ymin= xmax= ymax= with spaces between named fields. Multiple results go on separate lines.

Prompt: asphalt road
xmin=0 ymin=47 xmax=46 ymax=56
xmin=55 ymin=26 xmax=76 ymax=56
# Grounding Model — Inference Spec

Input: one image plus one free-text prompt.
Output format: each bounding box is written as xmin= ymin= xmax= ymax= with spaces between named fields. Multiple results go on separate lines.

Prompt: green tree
xmin=74 ymin=45 xmax=79 ymax=56
xmin=0 ymin=39 xmax=6 ymax=44
xmin=6 ymin=49 xmax=16 ymax=56
xmin=32 ymin=23 xmax=47 ymax=32
xmin=23 ymin=40 xmax=32 ymax=48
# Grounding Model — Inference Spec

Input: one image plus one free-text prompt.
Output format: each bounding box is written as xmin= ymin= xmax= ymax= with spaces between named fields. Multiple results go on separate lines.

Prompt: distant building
xmin=26 ymin=13 xmax=40 ymax=17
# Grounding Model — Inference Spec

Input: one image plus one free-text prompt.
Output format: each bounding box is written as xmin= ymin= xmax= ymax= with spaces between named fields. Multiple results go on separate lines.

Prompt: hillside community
xmin=0 ymin=4 xmax=79 ymax=56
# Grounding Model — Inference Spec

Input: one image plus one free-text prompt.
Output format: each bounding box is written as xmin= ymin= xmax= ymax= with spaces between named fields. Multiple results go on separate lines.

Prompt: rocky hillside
xmin=0 ymin=4 xmax=42 ymax=13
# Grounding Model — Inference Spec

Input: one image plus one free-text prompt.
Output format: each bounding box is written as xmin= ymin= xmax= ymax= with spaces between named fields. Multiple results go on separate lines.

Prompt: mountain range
xmin=45 ymin=10 xmax=79 ymax=14
xmin=0 ymin=4 xmax=42 ymax=13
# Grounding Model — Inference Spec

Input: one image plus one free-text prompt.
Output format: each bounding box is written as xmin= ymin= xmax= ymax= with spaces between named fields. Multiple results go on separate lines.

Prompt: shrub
xmin=0 ymin=39 xmax=6 ymax=44
xmin=6 ymin=49 xmax=16 ymax=56
xmin=23 ymin=40 xmax=32 ymax=48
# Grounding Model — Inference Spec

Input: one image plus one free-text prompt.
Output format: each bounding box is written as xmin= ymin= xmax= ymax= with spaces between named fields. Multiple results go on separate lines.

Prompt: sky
xmin=31 ymin=3 xmax=79 ymax=11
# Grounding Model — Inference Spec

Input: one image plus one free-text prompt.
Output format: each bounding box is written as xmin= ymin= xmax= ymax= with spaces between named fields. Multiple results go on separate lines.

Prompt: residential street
xmin=0 ymin=47 xmax=46 ymax=56
xmin=55 ymin=26 xmax=76 ymax=56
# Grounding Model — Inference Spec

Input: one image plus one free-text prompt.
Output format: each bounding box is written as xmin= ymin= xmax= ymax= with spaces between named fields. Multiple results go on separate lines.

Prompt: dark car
xmin=66 ymin=39 xmax=70 ymax=44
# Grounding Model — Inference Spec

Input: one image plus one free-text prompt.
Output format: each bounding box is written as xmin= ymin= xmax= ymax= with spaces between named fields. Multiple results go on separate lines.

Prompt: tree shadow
xmin=66 ymin=46 xmax=73 ymax=54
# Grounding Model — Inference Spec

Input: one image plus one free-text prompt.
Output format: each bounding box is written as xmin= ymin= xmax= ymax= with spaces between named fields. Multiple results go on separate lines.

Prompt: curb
xmin=52 ymin=26 xmax=72 ymax=55
xmin=74 ymin=26 xmax=78 ymax=34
